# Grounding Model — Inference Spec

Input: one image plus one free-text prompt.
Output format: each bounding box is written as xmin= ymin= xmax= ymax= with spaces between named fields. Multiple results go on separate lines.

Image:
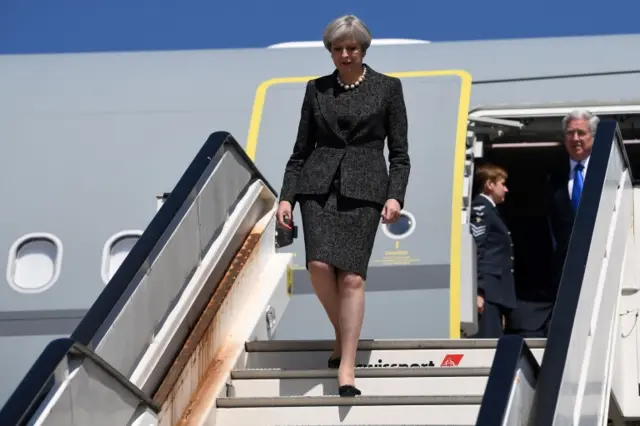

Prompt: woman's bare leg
xmin=336 ymin=270 xmax=365 ymax=386
xmin=308 ymin=261 xmax=342 ymax=356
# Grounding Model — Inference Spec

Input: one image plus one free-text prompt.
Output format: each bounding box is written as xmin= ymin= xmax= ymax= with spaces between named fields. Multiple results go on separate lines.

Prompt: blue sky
xmin=1 ymin=0 xmax=638 ymax=54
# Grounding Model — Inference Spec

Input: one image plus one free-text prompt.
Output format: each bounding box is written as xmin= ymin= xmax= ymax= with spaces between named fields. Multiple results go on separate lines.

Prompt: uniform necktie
xmin=572 ymin=163 xmax=584 ymax=212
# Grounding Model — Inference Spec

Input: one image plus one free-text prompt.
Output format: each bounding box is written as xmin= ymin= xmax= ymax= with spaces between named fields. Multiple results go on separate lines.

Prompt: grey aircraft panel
xmin=0 ymin=111 xmax=227 ymax=312
xmin=0 ymin=309 xmax=84 ymax=336
xmin=6 ymin=33 xmax=640 ymax=97
xmin=3 ymin=33 xmax=640 ymax=406
xmin=0 ymin=334 xmax=67 ymax=408
xmin=469 ymin=73 xmax=640 ymax=110
xmin=255 ymin=74 xmax=467 ymax=339
xmin=0 ymin=37 xmax=639 ymax=318
xmin=274 ymin=288 xmax=450 ymax=341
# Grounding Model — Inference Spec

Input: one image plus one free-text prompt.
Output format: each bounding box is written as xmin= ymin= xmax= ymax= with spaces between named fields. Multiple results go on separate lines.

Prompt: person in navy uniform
xmin=469 ymin=163 xmax=516 ymax=338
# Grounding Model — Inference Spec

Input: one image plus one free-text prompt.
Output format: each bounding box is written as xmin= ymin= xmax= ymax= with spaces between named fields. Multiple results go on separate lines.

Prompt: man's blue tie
xmin=572 ymin=163 xmax=584 ymax=212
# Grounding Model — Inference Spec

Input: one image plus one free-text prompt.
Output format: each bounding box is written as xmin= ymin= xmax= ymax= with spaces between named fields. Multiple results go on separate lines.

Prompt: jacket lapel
xmin=479 ymin=195 xmax=511 ymax=238
xmin=554 ymin=163 xmax=575 ymax=218
xmin=345 ymin=64 xmax=379 ymax=141
xmin=315 ymin=64 xmax=380 ymax=144
xmin=316 ymin=73 xmax=346 ymax=143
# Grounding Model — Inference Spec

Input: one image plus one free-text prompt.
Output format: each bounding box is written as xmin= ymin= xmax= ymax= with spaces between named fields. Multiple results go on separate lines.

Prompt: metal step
xmin=215 ymin=395 xmax=482 ymax=425
xmin=244 ymin=346 xmax=545 ymax=370
xmin=245 ymin=338 xmax=547 ymax=352
xmin=217 ymin=394 xmax=482 ymax=407
xmin=231 ymin=366 xmax=491 ymax=379
xmin=228 ymin=367 xmax=490 ymax=398
xmin=216 ymin=339 xmax=546 ymax=425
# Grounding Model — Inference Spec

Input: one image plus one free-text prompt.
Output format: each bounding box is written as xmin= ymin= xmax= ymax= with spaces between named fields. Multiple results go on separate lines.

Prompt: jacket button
xmin=511 ymin=269 xmax=514 ymax=273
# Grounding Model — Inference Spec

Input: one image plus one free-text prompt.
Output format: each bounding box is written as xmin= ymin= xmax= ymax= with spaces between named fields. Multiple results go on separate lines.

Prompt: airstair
xmin=1 ymin=120 xmax=638 ymax=426
xmin=214 ymin=338 xmax=545 ymax=424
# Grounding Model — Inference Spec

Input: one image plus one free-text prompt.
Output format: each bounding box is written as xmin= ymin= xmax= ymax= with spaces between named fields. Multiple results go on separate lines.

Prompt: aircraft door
xmin=250 ymin=70 xmax=492 ymax=340
xmin=460 ymin=117 xmax=524 ymax=336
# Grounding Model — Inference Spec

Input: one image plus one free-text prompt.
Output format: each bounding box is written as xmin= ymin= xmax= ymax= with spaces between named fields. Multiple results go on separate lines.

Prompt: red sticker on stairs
xmin=440 ymin=354 xmax=464 ymax=367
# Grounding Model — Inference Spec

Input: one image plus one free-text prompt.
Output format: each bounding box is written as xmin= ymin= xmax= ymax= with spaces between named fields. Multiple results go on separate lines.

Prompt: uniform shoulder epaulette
xmin=470 ymin=201 xmax=487 ymax=237
xmin=472 ymin=203 xmax=486 ymax=217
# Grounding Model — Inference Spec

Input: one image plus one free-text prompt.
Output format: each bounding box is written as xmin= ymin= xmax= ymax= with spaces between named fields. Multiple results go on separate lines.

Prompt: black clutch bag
xmin=275 ymin=216 xmax=298 ymax=248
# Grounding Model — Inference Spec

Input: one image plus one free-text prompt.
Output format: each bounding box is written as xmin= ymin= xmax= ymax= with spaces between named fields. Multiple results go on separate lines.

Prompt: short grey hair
xmin=562 ymin=108 xmax=600 ymax=135
xmin=322 ymin=15 xmax=372 ymax=53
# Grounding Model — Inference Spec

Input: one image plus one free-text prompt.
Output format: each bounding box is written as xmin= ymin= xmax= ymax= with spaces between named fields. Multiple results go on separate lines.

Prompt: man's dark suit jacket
xmin=279 ymin=64 xmax=411 ymax=208
xmin=548 ymin=161 xmax=577 ymax=292
xmin=470 ymin=195 xmax=517 ymax=310
xmin=508 ymin=161 xmax=575 ymax=337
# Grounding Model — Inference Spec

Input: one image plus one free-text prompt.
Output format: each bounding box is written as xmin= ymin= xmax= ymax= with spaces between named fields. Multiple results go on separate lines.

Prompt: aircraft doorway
xmin=467 ymin=105 xmax=640 ymax=307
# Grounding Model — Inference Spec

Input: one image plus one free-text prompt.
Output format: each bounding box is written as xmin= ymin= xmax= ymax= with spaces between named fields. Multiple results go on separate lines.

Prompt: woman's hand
xmin=277 ymin=201 xmax=293 ymax=229
xmin=381 ymin=199 xmax=401 ymax=224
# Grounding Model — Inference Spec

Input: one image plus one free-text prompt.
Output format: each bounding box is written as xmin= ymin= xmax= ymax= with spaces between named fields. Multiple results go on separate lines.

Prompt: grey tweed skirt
xmin=298 ymin=181 xmax=383 ymax=280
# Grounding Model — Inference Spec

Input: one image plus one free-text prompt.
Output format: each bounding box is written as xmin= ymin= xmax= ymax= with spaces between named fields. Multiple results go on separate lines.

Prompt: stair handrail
xmin=0 ymin=338 xmax=159 ymax=426
xmin=0 ymin=131 xmax=276 ymax=425
xmin=533 ymin=120 xmax=631 ymax=425
xmin=73 ymin=131 xmax=276 ymax=346
xmin=476 ymin=336 xmax=540 ymax=425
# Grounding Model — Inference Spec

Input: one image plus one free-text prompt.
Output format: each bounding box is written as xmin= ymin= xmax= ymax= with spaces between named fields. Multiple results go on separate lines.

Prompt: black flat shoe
xmin=328 ymin=355 xmax=341 ymax=369
xmin=338 ymin=385 xmax=361 ymax=397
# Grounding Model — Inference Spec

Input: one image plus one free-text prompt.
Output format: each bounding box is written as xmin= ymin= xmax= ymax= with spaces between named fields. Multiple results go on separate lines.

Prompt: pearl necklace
xmin=337 ymin=67 xmax=367 ymax=90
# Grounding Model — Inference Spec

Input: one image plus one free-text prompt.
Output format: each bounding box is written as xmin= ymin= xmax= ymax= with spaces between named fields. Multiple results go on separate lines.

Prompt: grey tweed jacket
xmin=279 ymin=64 xmax=411 ymax=208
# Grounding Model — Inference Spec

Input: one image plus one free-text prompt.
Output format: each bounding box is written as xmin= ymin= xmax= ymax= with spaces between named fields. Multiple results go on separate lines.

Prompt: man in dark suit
xmin=469 ymin=163 xmax=516 ymax=338
xmin=548 ymin=109 xmax=597 ymax=283
xmin=509 ymin=109 xmax=599 ymax=337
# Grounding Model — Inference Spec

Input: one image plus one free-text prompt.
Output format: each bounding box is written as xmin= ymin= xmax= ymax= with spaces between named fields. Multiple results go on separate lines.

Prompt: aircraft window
xmin=382 ymin=210 xmax=417 ymax=240
xmin=7 ymin=233 xmax=63 ymax=293
xmin=101 ymin=231 xmax=142 ymax=284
